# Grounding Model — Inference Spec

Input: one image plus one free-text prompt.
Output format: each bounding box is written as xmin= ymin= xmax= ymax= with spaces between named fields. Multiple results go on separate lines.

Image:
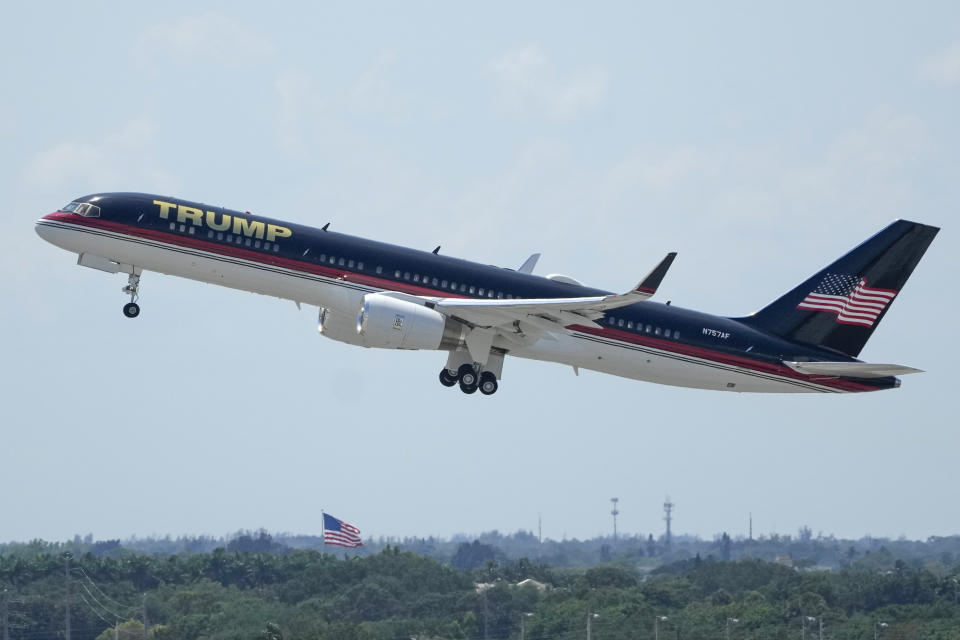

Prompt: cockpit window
xmin=60 ymin=202 xmax=101 ymax=218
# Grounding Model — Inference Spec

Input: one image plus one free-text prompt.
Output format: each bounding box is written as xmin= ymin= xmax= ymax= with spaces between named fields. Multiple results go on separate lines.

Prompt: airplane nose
xmin=36 ymin=212 xmax=63 ymax=243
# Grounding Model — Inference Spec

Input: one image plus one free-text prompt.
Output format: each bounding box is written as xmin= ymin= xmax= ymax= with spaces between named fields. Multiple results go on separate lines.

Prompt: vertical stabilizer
xmin=737 ymin=220 xmax=939 ymax=357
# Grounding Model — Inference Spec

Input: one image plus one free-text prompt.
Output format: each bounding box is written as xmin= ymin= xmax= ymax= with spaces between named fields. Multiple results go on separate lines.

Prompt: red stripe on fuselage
xmin=44 ymin=213 xmax=884 ymax=392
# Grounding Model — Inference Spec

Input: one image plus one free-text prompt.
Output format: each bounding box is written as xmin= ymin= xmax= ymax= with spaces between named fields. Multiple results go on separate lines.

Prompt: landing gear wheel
xmin=439 ymin=368 xmax=458 ymax=387
xmin=479 ymin=371 xmax=498 ymax=395
xmin=457 ymin=364 xmax=479 ymax=394
xmin=122 ymin=271 xmax=142 ymax=318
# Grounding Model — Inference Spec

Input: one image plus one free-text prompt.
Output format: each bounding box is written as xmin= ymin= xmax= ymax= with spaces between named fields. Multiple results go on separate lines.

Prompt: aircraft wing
xmin=783 ymin=361 xmax=923 ymax=377
xmin=425 ymin=252 xmax=677 ymax=333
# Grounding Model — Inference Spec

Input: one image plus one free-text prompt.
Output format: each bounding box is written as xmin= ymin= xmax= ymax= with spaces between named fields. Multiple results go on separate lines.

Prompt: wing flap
xmin=783 ymin=361 xmax=923 ymax=378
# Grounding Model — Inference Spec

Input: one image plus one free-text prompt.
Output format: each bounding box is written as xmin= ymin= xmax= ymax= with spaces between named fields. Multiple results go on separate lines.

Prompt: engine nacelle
xmin=357 ymin=294 xmax=449 ymax=350
xmin=318 ymin=307 xmax=366 ymax=346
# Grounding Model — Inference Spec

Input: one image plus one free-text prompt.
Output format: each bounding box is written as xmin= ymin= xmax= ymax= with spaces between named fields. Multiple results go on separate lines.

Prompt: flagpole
xmin=321 ymin=509 xmax=325 ymax=548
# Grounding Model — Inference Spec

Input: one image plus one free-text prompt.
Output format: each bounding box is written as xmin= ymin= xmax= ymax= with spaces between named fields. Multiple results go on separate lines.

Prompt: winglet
xmin=518 ymin=253 xmax=541 ymax=274
xmin=634 ymin=252 xmax=677 ymax=295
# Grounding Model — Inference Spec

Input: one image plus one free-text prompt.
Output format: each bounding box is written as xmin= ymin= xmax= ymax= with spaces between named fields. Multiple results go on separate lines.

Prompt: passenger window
xmin=608 ymin=317 xmax=615 ymax=325
xmin=338 ymin=258 xmax=345 ymax=266
xmin=497 ymin=292 xmax=503 ymax=299
xmin=254 ymin=240 xmax=261 ymax=248
xmin=645 ymin=324 xmax=652 ymax=333
xmin=469 ymin=286 xmax=476 ymax=294
xmin=273 ymin=245 xmax=279 ymax=252
xmin=450 ymin=282 xmax=457 ymax=290
xmin=320 ymin=254 xmax=326 ymax=262
xmin=207 ymin=230 xmax=213 ymax=238
xmin=674 ymin=331 xmax=680 ymax=340
xmin=264 ymin=242 xmax=271 ymax=251
xmin=226 ymin=234 xmax=233 ymax=242
xmin=478 ymin=288 xmax=485 ymax=296
xmin=188 ymin=227 xmax=195 ymax=235
xmin=488 ymin=290 xmax=494 ymax=298
xmin=654 ymin=327 xmax=661 ymax=335
xmin=413 ymin=274 xmax=420 ymax=282
xmin=432 ymin=277 xmax=438 ymax=286
xmin=664 ymin=329 xmax=671 ymax=338
xmin=329 ymin=256 xmax=335 ymax=264
xmin=404 ymin=272 xmax=410 ymax=280
xmin=217 ymin=232 xmax=223 ymax=240
xmin=618 ymin=319 xmax=624 ymax=327
xmin=377 ymin=266 xmax=383 ymax=274
xmin=627 ymin=321 xmax=634 ymax=329
xmin=245 ymin=238 xmax=251 ymax=246
xmin=179 ymin=224 xmax=186 ymax=232
xmin=441 ymin=280 xmax=448 ymax=287
xmin=460 ymin=284 xmax=467 ymax=292
xmin=348 ymin=260 xmax=354 ymax=268
xmin=395 ymin=270 xmax=401 ymax=278
xmin=358 ymin=262 xmax=364 ymax=270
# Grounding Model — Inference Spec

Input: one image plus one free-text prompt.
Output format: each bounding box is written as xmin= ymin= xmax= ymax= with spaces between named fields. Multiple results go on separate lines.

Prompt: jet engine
xmin=357 ymin=293 xmax=457 ymax=350
xmin=317 ymin=306 xmax=366 ymax=346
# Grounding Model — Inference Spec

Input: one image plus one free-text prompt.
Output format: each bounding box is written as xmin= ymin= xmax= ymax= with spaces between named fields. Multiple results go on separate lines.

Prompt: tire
xmin=459 ymin=381 xmax=478 ymax=394
xmin=439 ymin=369 xmax=457 ymax=387
xmin=123 ymin=302 xmax=140 ymax=318
xmin=457 ymin=364 xmax=478 ymax=388
xmin=479 ymin=371 xmax=498 ymax=395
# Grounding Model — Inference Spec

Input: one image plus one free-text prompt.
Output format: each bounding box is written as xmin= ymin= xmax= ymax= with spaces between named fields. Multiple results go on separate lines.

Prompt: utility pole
xmin=2 ymin=589 xmax=9 ymax=640
xmin=610 ymin=498 xmax=619 ymax=542
xmin=586 ymin=612 xmax=599 ymax=640
xmin=538 ymin=514 xmax=542 ymax=560
xmin=482 ymin=589 xmax=489 ymax=640
xmin=64 ymin=553 xmax=72 ymax=640
xmin=142 ymin=593 xmax=150 ymax=638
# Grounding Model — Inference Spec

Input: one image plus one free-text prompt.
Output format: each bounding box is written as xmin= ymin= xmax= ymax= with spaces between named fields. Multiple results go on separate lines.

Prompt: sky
xmin=1 ymin=2 xmax=958 ymax=545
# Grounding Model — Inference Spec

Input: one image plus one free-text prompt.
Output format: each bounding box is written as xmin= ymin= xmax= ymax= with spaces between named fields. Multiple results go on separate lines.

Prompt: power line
xmin=75 ymin=592 xmax=113 ymax=627
xmin=72 ymin=568 xmax=136 ymax=614
xmin=76 ymin=581 xmax=128 ymax=621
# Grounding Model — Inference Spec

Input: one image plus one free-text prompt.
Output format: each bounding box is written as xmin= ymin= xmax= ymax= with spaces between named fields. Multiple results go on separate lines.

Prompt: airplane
xmin=35 ymin=193 xmax=939 ymax=395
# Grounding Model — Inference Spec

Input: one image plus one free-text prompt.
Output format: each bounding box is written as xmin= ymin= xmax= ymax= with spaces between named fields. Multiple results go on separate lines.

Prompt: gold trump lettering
xmin=153 ymin=199 xmax=292 ymax=241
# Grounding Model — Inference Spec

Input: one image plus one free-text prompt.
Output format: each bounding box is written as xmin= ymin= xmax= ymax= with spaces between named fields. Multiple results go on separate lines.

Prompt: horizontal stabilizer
xmin=783 ymin=361 xmax=923 ymax=378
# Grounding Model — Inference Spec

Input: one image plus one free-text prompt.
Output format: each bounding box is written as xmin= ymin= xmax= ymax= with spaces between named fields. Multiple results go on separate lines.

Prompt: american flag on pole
xmin=323 ymin=513 xmax=363 ymax=548
xmin=796 ymin=274 xmax=897 ymax=327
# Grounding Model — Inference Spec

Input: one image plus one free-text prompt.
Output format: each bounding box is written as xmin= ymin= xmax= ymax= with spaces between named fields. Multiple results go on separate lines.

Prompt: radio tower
xmin=663 ymin=496 xmax=674 ymax=550
xmin=610 ymin=498 xmax=619 ymax=541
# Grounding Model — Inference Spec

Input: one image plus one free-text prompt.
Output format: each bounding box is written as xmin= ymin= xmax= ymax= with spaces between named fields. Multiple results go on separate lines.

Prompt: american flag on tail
xmin=796 ymin=274 xmax=897 ymax=327
xmin=323 ymin=512 xmax=363 ymax=548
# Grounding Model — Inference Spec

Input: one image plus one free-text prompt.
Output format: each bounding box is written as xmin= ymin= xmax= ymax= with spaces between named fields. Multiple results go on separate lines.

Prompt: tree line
xmin=1 ymin=541 xmax=959 ymax=640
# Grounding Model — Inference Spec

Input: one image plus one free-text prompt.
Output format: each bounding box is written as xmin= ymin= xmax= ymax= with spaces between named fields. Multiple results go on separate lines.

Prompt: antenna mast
xmin=610 ymin=498 xmax=619 ymax=541
xmin=663 ymin=496 xmax=674 ymax=550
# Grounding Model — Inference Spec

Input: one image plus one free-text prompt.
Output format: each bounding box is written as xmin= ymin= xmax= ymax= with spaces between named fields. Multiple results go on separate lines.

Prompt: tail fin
xmin=738 ymin=220 xmax=939 ymax=357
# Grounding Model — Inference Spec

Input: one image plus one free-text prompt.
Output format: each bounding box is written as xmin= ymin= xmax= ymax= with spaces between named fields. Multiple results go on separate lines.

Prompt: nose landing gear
xmin=121 ymin=272 xmax=141 ymax=318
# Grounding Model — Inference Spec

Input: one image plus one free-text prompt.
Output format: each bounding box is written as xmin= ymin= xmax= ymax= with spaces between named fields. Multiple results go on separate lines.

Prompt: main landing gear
xmin=122 ymin=272 xmax=141 ymax=318
xmin=438 ymin=364 xmax=499 ymax=396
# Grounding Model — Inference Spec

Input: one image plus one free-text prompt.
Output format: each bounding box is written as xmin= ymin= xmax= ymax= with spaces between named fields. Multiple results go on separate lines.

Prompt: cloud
xmin=140 ymin=12 xmax=274 ymax=66
xmin=488 ymin=45 xmax=610 ymax=122
xmin=920 ymin=42 xmax=960 ymax=85
xmin=275 ymin=70 xmax=326 ymax=156
xmin=22 ymin=118 xmax=177 ymax=194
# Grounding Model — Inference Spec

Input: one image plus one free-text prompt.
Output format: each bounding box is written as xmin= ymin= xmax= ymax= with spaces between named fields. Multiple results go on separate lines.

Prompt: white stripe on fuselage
xmin=38 ymin=219 xmax=836 ymax=393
